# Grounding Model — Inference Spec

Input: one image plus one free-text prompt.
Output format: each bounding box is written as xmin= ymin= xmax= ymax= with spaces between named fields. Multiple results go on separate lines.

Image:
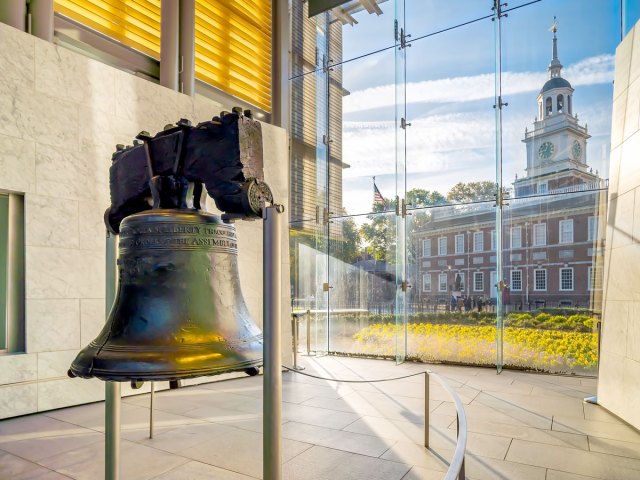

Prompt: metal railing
xmin=282 ymin=365 xmax=467 ymax=480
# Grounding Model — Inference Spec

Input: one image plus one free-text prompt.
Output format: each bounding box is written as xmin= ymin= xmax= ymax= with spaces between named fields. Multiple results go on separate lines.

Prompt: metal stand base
xmin=584 ymin=395 xmax=598 ymax=405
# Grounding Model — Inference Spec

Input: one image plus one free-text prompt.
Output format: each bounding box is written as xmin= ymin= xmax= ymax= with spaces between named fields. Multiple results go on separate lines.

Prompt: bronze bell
xmin=68 ymin=208 xmax=263 ymax=381
xmin=69 ymin=113 xmax=272 ymax=382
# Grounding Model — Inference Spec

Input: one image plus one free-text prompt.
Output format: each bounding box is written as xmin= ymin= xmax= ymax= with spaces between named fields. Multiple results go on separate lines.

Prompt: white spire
xmin=548 ymin=17 xmax=563 ymax=78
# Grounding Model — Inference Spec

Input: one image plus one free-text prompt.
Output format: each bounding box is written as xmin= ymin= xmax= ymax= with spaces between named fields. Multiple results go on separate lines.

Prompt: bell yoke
xmin=68 ymin=110 xmax=275 ymax=383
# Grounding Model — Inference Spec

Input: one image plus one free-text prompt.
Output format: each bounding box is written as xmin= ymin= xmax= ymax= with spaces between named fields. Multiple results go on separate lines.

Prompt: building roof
xmin=540 ymin=76 xmax=572 ymax=93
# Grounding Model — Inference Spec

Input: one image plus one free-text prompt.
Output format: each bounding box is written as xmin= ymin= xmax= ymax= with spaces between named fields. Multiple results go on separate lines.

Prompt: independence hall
xmin=412 ymin=29 xmax=607 ymax=311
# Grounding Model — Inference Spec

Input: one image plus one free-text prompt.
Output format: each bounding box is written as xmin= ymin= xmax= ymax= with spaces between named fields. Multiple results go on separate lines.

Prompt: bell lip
xmin=68 ymin=358 xmax=263 ymax=382
xmin=122 ymin=208 xmax=227 ymax=224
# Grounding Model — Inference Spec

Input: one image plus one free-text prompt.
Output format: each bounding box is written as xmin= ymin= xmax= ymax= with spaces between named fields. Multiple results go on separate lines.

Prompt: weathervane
xmin=550 ymin=16 xmax=558 ymax=34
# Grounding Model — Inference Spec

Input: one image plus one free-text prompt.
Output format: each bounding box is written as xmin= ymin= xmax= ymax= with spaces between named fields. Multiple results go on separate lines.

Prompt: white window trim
xmin=438 ymin=273 xmax=448 ymax=292
xmin=422 ymin=273 xmax=432 ymax=292
xmin=588 ymin=266 xmax=601 ymax=291
xmin=473 ymin=232 xmax=483 ymax=252
xmin=438 ymin=237 xmax=447 ymax=256
xmin=534 ymin=269 xmax=547 ymax=291
xmin=491 ymin=229 xmax=496 ymax=251
xmin=423 ymin=238 xmax=431 ymax=257
xmin=533 ymin=223 xmax=546 ymax=247
xmin=473 ymin=272 xmax=484 ymax=292
xmin=455 ymin=234 xmax=464 ymax=254
xmin=510 ymin=226 xmax=522 ymax=249
xmin=510 ymin=270 xmax=522 ymax=291
xmin=559 ymin=267 xmax=574 ymax=291
xmin=559 ymin=219 xmax=574 ymax=244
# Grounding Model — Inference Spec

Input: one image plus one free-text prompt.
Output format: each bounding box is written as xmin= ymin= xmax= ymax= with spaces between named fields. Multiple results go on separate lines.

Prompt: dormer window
xmin=545 ymin=97 xmax=552 ymax=116
xmin=557 ymin=94 xmax=564 ymax=113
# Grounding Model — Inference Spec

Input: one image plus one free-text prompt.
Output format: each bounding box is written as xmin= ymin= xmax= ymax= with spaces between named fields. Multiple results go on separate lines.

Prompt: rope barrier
xmin=282 ymin=364 xmax=429 ymax=383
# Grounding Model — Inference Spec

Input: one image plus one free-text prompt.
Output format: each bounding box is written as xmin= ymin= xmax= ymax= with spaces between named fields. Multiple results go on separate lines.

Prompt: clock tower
xmin=514 ymin=19 xmax=598 ymax=197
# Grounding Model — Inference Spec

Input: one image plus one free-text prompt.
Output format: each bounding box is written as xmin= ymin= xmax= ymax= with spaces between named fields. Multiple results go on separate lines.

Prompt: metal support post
xmin=149 ymin=381 xmax=155 ymax=438
xmin=424 ymin=371 xmax=430 ymax=448
xmin=291 ymin=314 xmax=305 ymax=370
xmin=0 ymin=1 xmax=26 ymax=31
xmin=29 ymin=0 xmax=54 ymax=42
xmin=160 ymin=0 xmax=179 ymax=90
xmin=457 ymin=415 xmax=465 ymax=480
xmin=178 ymin=0 xmax=195 ymax=96
xmin=263 ymin=205 xmax=283 ymax=480
xmin=306 ymin=309 xmax=311 ymax=355
xmin=105 ymin=231 xmax=121 ymax=480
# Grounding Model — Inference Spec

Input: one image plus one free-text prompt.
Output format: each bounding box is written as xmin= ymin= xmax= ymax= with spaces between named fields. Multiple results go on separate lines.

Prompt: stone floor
xmin=1 ymin=356 xmax=640 ymax=479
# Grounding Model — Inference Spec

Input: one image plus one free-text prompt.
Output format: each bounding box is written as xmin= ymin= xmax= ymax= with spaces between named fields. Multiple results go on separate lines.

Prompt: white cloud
xmin=343 ymin=54 xmax=614 ymax=114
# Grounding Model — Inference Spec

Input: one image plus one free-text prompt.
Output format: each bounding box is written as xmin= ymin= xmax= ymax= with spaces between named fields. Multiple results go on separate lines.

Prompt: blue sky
xmin=334 ymin=0 xmax=622 ymax=217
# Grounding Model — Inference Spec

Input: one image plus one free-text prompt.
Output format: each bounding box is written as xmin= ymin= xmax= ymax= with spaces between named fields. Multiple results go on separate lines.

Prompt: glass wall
xmin=289 ymin=0 xmax=620 ymax=375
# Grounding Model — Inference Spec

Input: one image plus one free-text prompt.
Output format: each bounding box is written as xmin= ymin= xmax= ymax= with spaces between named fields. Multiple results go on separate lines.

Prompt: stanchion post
xmin=306 ymin=309 xmax=311 ymax=355
xmin=424 ymin=371 xmax=430 ymax=449
xmin=263 ymin=205 xmax=283 ymax=480
xmin=104 ymin=231 xmax=120 ymax=480
xmin=457 ymin=414 xmax=465 ymax=480
xmin=149 ymin=381 xmax=155 ymax=439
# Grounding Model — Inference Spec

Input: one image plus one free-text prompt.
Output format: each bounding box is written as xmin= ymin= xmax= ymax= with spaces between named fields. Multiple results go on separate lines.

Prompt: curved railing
xmin=282 ymin=365 xmax=467 ymax=480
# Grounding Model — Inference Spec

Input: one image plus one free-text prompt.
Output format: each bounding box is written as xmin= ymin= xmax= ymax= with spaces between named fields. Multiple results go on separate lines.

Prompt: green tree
xmin=333 ymin=216 xmax=361 ymax=264
xmin=446 ymin=181 xmax=497 ymax=203
xmin=359 ymin=200 xmax=393 ymax=262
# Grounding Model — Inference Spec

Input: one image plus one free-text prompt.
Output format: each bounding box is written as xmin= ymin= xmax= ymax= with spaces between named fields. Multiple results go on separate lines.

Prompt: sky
xmin=328 ymin=0 xmax=622 ymax=218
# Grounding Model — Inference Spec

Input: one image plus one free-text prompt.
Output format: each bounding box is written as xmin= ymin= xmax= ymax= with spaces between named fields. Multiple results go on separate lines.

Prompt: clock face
xmin=571 ymin=140 xmax=582 ymax=160
xmin=538 ymin=141 xmax=555 ymax=160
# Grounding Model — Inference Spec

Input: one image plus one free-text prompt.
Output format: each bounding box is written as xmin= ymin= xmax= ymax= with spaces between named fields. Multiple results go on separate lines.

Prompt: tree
xmin=446 ymin=181 xmax=498 ymax=203
xmin=407 ymin=189 xmax=448 ymax=208
xmin=333 ymin=216 xmax=361 ymax=264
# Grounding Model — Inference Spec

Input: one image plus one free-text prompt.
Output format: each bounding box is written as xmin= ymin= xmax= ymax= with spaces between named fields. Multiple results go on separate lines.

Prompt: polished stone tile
xmin=0 ymin=450 xmax=69 ymax=480
xmin=153 ymin=460 xmax=257 ymax=479
xmin=37 ymin=438 xmax=189 ymax=480
xmin=0 ymin=430 xmax=102 ymax=462
xmin=588 ymin=436 xmax=640 ymax=460
xmin=283 ymin=445 xmax=411 ymax=480
xmin=552 ymin=415 xmax=640 ymax=443
xmin=506 ymin=439 xmax=640 ymax=479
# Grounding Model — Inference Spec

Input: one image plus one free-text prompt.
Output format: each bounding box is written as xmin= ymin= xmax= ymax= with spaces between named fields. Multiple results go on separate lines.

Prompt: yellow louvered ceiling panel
xmin=54 ymin=0 xmax=161 ymax=58
xmin=195 ymin=0 xmax=272 ymax=112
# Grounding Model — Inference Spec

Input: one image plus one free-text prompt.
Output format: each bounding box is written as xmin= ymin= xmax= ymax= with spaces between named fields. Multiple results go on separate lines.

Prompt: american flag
xmin=374 ymin=183 xmax=385 ymax=205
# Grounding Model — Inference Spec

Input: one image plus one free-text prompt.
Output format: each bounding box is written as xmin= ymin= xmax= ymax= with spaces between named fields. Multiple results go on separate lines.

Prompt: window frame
xmin=438 ymin=237 xmax=447 ymax=256
xmin=473 ymin=232 xmax=484 ymax=252
xmin=588 ymin=216 xmax=597 ymax=242
xmin=422 ymin=273 xmax=432 ymax=292
xmin=559 ymin=267 xmax=574 ymax=291
xmin=510 ymin=226 xmax=522 ymax=249
xmin=533 ymin=223 xmax=547 ymax=247
xmin=455 ymin=234 xmax=464 ymax=254
xmin=534 ymin=269 xmax=547 ymax=291
xmin=559 ymin=219 xmax=574 ymax=244
xmin=510 ymin=270 xmax=522 ymax=291
xmin=473 ymin=272 xmax=484 ymax=292
xmin=438 ymin=273 xmax=448 ymax=292
xmin=423 ymin=238 xmax=431 ymax=257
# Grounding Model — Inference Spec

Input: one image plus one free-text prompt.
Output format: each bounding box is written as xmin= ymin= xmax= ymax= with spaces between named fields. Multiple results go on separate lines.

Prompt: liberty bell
xmin=69 ymin=111 xmax=274 ymax=382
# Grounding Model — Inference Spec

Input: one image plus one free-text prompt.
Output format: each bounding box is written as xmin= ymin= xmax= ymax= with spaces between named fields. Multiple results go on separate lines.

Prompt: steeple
xmin=548 ymin=17 xmax=563 ymax=79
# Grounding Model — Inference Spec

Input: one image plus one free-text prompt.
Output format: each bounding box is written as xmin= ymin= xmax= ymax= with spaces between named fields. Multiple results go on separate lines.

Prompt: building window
xmin=455 ymin=234 xmax=464 ymax=254
xmin=534 ymin=269 xmax=547 ymax=291
xmin=438 ymin=237 xmax=447 ymax=256
xmin=0 ymin=193 xmax=24 ymax=353
xmin=511 ymin=270 xmax=522 ymax=291
xmin=491 ymin=229 xmax=496 ymax=251
xmin=422 ymin=274 xmax=432 ymax=292
xmin=588 ymin=266 xmax=602 ymax=290
xmin=473 ymin=232 xmax=483 ymax=252
xmin=533 ymin=223 xmax=547 ymax=246
xmin=538 ymin=182 xmax=548 ymax=194
xmin=510 ymin=226 xmax=522 ymax=249
xmin=559 ymin=219 xmax=574 ymax=244
xmin=588 ymin=216 xmax=598 ymax=242
xmin=423 ymin=239 xmax=431 ymax=257
xmin=557 ymin=94 xmax=564 ymax=113
xmin=439 ymin=273 xmax=448 ymax=292
xmin=560 ymin=268 xmax=574 ymax=291
xmin=473 ymin=272 xmax=484 ymax=292
xmin=545 ymin=96 xmax=552 ymax=116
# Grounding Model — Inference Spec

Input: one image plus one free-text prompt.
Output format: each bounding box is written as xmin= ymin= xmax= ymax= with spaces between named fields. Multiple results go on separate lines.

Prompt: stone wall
xmin=597 ymin=19 xmax=640 ymax=430
xmin=0 ymin=22 xmax=291 ymax=419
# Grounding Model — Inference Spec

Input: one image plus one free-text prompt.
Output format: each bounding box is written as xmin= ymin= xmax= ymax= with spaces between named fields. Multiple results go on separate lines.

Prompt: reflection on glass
xmin=0 ymin=194 xmax=7 ymax=350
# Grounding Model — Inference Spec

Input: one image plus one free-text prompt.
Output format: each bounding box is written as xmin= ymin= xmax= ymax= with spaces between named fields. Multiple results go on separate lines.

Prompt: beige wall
xmin=598 ymin=20 xmax=640 ymax=430
xmin=0 ymin=22 xmax=291 ymax=419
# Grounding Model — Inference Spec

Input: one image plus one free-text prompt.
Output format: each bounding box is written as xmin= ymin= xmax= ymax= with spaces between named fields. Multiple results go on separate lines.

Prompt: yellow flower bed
xmin=353 ymin=323 xmax=598 ymax=373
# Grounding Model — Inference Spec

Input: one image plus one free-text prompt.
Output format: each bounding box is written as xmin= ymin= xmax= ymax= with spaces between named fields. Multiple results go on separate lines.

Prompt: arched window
xmin=545 ymin=97 xmax=552 ymax=116
xmin=557 ymin=94 xmax=564 ymax=113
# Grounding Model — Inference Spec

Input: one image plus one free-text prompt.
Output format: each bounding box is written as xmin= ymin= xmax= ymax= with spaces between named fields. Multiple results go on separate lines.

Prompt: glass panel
xmin=405 ymin=0 xmax=493 ymax=42
xmin=0 ymin=194 xmax=7 ymax=350
xmin=498 ymin=1 xmax=616 ymax=374
xmin=406 ymin=202 xmax=498 ymax=366
xmin=333 ymin=48 xmax=397 ymax=218
xmin=405 ymin=15 xmax=495 ymax=198
xmin=290 ymin=219 xmax=328 ymax=355
xmin=326 ymin=212 xmax=399 ymax=356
